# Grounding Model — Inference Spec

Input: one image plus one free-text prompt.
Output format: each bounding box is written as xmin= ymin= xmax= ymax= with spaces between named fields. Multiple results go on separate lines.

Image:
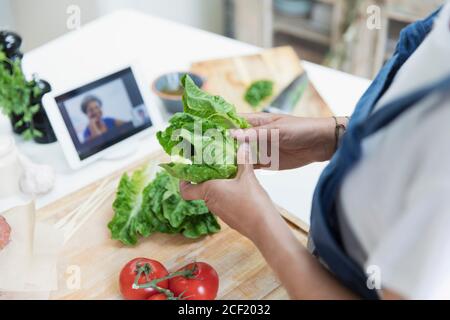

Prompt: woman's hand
xmin=231 ymin=113 xmax=343 ymax=170
xmin=180 ymin=143 xmax=285 ymax=243
xmin=180 ymin=143 xmax=358 ymax=299
xmin=179 ymin=113 xmax=357 ymax=299
xmin=88 ymin=118 xmax=106 ymax=138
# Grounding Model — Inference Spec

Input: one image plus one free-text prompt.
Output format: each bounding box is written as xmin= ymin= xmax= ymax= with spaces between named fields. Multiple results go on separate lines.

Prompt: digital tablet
xmin=43 ymin=66 xmax=163 ymax=169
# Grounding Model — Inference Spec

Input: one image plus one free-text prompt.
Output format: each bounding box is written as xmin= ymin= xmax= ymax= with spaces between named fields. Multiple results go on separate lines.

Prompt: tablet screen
xmin=55 ymin=67 xmax=152 ymax=160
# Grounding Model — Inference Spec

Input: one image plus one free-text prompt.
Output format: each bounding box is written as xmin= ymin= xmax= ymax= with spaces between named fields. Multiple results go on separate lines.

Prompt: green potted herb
xmin=0 ymin=31 xmax=56 ymax=143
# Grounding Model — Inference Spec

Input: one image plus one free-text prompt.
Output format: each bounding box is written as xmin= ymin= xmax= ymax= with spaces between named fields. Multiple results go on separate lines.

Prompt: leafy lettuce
xmin=244 ymin=80 xmax=274 ymax=107
xmin=108 ymin=167 xmax=220 ymax=246
xmin=157 ymin=75 xmax=250 ymax=183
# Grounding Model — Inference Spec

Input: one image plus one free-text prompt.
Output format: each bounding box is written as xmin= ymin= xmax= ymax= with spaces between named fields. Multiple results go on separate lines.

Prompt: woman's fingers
xmin=230 ymin=128 xmax=260 ymax=142
xmin=179 ymin=181 xmax=208 ymax=201
xmin=239 ymin=112 xmax=276 ymax=127
xmin=231 ymin=113 xmax=278 ymax=142
xmin=180 ymin=142 xmax=257 ymax=202
xmin=236 ymin=143 xmax=256 ymax=178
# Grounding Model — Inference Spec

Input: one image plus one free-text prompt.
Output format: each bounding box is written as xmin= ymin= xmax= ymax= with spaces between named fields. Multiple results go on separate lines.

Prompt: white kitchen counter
xmin=0 ymin=9 xmax=370 ymax=226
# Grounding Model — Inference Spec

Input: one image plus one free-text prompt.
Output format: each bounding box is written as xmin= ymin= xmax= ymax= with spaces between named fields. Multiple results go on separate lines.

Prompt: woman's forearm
xmin=312 ymin=116 xmax=349 ymax=163
xmin=252 ymin=209 xmax=358 ymax=299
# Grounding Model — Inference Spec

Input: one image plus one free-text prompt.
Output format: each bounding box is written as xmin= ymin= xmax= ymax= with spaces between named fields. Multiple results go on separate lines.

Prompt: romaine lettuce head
xmin=157 ymin=75 xmax=250 ymax=183
xmin=108 ymin=168 xmax=220 ymax=245
xmin=160 ymin=163 xmax=237 ymax=184
xmin=108 ymin=166 xmax=155 ymax=246
xmin=181 ymin=75 xmax=251 ymax=129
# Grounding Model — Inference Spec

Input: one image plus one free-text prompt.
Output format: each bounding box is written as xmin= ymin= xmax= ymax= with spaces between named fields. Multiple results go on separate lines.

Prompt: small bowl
xmin=274 ymin=0 xmax=313 ymax=17
xmin=152 ymin=72 xmax=204 ymax=114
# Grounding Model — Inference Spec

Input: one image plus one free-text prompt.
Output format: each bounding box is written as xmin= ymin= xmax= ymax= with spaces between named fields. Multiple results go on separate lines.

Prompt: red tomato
xmin=169 ymin=262 xmax=219 ymax=300
xmin=147 ymin=293 xmax=168 ymax=300
xmin=119 ymin=258 xmax=169 ymax=300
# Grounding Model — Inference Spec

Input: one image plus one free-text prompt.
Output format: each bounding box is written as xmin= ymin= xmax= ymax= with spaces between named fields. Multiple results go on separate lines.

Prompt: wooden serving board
xmin=191 ymin=46 xmax=333 ymax=117
xmin=36 ymin=151 xmax=308 ymax=300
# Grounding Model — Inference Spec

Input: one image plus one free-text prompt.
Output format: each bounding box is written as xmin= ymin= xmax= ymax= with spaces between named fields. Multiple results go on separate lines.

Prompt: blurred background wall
xmin=0 ymin=0 xmax=14 ymax=30
xmin=2 ymin=0 xmax=99 ymax=51
xmin=96 ymin=0 xmax=224 ymax=35
xmin=0 ymin=0 xmax=224 ymax=52
xmin=0 ymin=0 xmax=444 ymax=78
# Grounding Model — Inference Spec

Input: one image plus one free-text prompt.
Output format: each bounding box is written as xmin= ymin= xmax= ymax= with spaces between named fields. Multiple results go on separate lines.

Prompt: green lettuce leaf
xmin=160 ymin=163 xmax=237 ymax=184
xmin=182 ymin=75 xmax=251 ymax=129
xmin=108 ymin=166 xmax=154 ymax=246
xmin=108 ymin=168 xmax=220 ymax=245
xmin=244 ymin=80 xmax=274 ymax=107
xmin=157 ymin=75 xmax=250 ymax=183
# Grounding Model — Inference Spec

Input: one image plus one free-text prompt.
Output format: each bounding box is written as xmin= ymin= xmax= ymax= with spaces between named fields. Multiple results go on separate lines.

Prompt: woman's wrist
xmin=312 ymin=116 xmax=349 ymax=162
xmin=310 ymin=117 xmax=337 ymax=162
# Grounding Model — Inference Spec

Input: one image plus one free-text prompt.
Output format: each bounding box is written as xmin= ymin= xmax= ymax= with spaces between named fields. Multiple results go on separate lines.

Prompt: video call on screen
xmin=55 ymin=68 xmax=153 ymax=160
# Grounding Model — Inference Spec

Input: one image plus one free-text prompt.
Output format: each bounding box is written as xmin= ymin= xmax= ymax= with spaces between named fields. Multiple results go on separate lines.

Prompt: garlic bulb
xmin=19 ymin=155 xmax=55 ymax=195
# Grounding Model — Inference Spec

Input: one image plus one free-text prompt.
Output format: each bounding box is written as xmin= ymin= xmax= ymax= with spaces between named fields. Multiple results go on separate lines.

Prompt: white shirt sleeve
xmin=336 ymin=3 xmax=450 ymax=299
xmin=366 ymin=98 xmax=450 ymax=299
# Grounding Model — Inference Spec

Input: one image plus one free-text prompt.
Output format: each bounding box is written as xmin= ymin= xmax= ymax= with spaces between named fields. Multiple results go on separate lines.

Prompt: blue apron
xmin=309 ymin=7 xmax=447 ymax=299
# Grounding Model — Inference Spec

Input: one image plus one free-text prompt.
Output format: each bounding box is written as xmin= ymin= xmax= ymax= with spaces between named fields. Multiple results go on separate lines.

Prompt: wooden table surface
xmin=37 ymin=151 xmax=308 ymax=300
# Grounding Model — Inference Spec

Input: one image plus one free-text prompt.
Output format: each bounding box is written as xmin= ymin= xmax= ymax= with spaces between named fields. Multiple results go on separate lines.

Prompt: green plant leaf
xmin=22 ymin=128 xmax=34 ymax=141
xmin=29 ymin=104 xmax=41 ymax=114
xmin=14 ymin=119 xmax=24 ymax=128
xmin=0 ymin=46 xmax=45 ymax=140
xmin=32 ymin=129 xmax=43 ymax=138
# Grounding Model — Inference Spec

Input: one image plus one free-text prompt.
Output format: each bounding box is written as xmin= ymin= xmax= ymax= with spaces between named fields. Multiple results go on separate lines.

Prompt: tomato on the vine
xmin=169 ymin=262 xmax=219 ymax=300
xmin=119 ymin=258 xmax=169 ymax=300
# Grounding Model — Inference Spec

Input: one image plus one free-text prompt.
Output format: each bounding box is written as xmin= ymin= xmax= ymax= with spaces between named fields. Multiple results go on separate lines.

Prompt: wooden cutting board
xmin=31 ymin=151 xmax=308 ymax=300
xmin=191 ymin=46 xmax=333 ymax=117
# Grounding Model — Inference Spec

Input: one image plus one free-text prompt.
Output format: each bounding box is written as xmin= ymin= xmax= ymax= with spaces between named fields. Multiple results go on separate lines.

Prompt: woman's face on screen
xmin=86 ymin=101 xmax=102 ymax=121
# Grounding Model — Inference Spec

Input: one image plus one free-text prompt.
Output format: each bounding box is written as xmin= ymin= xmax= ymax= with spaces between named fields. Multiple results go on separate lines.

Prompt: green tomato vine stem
xmin=132 ymin=263 xmax=198 ymax=300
